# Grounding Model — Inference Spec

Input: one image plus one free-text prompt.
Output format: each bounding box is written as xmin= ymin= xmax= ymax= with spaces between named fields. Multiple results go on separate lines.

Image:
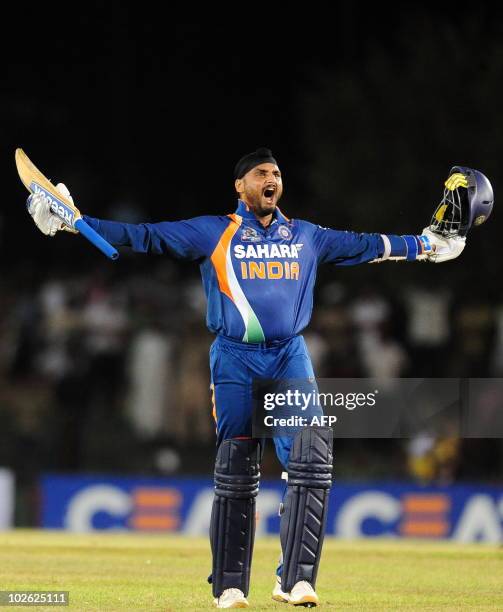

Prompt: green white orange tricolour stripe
xmin=210 ymin=214 xmax=265 ymax=343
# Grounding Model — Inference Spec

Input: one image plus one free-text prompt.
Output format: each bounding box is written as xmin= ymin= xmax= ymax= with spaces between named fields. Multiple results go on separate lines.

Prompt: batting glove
xmin=420 ymin=227 xmax=466 ymax=263
xmin=26 ymin=183 xmax=78 ymax=236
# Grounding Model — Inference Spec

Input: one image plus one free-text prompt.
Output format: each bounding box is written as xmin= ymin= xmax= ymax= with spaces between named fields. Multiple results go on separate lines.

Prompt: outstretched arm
xmin=82 ymin=215 xmax=215 ymax=260
xmin=314 ymin=226 xmax=465 ymax=266
xmin=312 ymin=226 xmax=465 ymax=266
xmin=27 ymin=185 xmax=216 ymax=261
xmin=311 ymin=165 xmax=497 ymax=266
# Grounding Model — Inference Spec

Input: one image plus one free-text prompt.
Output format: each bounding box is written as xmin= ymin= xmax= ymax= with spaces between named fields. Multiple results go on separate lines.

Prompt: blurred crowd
xmin=0 ymin=258 xmax=502 ymax=492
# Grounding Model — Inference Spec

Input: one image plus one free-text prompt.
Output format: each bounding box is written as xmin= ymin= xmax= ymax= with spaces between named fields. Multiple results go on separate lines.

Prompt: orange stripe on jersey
xmin=210 ymin=214 xmax=242 ymax=301
xmin=210 ymin=383 xmax=217 ymax=424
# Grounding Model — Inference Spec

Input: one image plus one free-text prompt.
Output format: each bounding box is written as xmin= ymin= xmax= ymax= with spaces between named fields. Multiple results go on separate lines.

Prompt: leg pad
xmin=280 ymin=426 xmax=333 ymax=592
xmin=209 ymin=438 xmax=261 ymax=597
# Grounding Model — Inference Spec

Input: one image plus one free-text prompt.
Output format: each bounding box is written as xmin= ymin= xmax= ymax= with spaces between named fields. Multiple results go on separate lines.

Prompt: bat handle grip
xmin=74 ymin=218 xmax=119 ymax=260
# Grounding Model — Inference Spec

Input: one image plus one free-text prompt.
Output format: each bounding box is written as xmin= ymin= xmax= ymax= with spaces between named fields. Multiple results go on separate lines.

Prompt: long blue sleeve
xmin=310 ymin=223 xmax=384 ymax=266
xmin=82 ymin=215 xmax=219 ymax=260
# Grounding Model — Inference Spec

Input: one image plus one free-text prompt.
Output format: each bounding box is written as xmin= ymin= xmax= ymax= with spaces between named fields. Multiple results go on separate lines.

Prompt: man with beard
xmin=27 ymin=148 xmax=468 ymax=608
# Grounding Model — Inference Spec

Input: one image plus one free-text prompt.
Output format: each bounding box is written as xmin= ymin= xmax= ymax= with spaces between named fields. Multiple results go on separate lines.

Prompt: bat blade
xmin=15 ymin=148 xmax=119 ymax=260
xmin=16 ymin=148 xmax=82 ymax=226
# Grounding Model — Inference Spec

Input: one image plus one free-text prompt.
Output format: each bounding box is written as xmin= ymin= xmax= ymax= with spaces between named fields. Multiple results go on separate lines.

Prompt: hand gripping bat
xmin=15 ymin=148 xmax=119 ymax=260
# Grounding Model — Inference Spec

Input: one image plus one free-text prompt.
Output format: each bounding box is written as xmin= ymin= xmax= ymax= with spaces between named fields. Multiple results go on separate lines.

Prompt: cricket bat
xmin=15 ymin=148 xmax=119 ymax=260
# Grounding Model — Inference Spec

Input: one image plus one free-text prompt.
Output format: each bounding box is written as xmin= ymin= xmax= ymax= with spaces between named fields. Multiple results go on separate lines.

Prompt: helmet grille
xmin=430 ymin=185 xmax=469 ymax=237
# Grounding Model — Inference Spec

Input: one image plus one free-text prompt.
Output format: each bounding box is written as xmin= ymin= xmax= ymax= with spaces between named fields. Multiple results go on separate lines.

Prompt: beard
xmin=246 ymin=188 xmax=281 ymax=217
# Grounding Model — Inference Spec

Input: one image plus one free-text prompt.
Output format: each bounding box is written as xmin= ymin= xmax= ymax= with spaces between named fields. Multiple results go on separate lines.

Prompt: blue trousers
xmin=210 ymin=334 xmax=322 ymax=469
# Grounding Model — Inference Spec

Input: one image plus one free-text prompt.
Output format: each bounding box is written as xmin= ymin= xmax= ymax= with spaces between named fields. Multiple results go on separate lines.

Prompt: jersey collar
xmin=235 ymin=199 xmax=290 ymax=224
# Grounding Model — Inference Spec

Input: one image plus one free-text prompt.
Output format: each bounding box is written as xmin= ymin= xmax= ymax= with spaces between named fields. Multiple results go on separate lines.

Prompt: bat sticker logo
xmin=15 ymin=148 xmax=119 ymax=259
xmin=31 ymin=183 xmax=75 ymax=226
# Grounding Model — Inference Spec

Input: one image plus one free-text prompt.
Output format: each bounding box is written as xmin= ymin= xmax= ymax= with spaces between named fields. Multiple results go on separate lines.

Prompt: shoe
xmin=289 ymin=581 xmax=319 ymax=607
xmin=272 ymin=576 xmax=290 ymax=603
xmin=214 ymin=588 xmax=249 ymax=608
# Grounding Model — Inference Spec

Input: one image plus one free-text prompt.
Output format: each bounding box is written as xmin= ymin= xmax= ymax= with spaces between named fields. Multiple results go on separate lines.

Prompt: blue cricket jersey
xmin=83 ymin=200 xmax=385 ymax=343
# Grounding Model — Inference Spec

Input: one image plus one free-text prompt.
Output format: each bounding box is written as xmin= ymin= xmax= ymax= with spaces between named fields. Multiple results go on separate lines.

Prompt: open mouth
xmin=263 ymin=186 xmax=276 ymax=200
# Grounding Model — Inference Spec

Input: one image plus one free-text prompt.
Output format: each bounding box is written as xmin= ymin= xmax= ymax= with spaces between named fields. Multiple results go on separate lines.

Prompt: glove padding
xmin=27 ymin=183 xmax=78 ymax=236
xmin=421 ymin=227 xmax=466 ymax=263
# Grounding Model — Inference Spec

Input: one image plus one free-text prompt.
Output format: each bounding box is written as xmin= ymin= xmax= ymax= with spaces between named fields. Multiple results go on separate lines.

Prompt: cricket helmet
xmin=430 ymin=166 xmax=494 ymax=237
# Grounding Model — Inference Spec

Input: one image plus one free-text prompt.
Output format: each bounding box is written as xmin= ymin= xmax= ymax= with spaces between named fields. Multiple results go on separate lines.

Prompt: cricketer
xmin=26 ymin=148 xmax=493 ymax=608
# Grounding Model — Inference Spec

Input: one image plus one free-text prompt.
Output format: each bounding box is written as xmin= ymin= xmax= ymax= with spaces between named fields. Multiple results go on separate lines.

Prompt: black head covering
xmin=234 ymin=147 xmax=278 ymax=180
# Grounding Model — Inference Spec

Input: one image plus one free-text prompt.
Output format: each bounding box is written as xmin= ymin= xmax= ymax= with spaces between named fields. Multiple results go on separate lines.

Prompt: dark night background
xmin=1 ymin=6 xmax=502 ymax=523
xmin=1 ymin=7 xmax=500 ymax=248
xmin=2 ymin=6 xmax=502 ymax=287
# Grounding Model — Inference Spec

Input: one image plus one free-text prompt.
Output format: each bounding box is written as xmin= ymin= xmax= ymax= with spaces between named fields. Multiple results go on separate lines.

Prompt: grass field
xmin=0 ymin=531 xmax=502 ymax=610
